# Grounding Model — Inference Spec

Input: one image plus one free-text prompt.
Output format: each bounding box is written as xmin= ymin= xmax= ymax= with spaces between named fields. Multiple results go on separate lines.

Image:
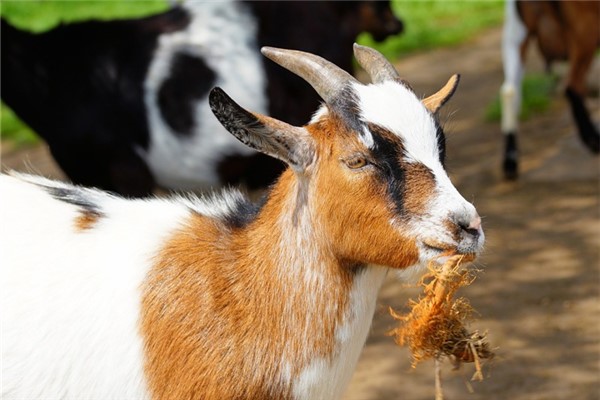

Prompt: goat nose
xmin=467 ymin=216 xmax=482 ymax=231
xmin=459 ymin=215 xmax=482 ymax=236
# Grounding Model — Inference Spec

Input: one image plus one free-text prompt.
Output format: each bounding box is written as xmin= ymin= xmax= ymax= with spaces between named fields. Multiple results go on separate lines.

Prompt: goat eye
xmin=345 ymin=156 xmax=368 ymax=169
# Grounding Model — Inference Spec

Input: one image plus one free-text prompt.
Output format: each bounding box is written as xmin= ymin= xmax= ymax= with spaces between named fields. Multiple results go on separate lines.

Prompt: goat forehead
xmin=351 ymin=81 xmax=441 ymax=168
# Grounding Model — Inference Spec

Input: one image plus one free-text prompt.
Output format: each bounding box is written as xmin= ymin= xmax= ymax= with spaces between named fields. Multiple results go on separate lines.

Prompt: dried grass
xmin=388 ymin=254 xmax=493 ymax=390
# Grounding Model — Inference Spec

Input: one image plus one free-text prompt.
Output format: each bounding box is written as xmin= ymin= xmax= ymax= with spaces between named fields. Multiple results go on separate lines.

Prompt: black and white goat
xmin=1 ymin=1 xmax=403 ymax=196
xmin=500 ymin=0 xmax=599 ymax=179
xmin=1 ymin=44 xmax=483 ymax=400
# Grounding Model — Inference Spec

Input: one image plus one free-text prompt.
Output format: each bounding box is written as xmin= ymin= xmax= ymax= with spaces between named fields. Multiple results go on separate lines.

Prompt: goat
xmin=1 ymin=1 xmax=402 ymax=196
xmin=0 ymin=44 xmax=483 ymax=399
xmin=500 ymin=0 xmax=599 ymax=179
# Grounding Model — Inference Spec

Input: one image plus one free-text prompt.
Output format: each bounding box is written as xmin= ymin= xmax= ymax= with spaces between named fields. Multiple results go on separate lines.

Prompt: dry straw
xmin=388 ymin=254 xmax=493 ymax=399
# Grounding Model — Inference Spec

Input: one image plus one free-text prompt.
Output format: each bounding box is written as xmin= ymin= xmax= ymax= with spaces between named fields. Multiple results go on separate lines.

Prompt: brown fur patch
xmin=308 ymin=119 xmax=421 ymax=269
xmin=444 ymin=218 xmax=463 ymax=244
xmin=141 ymin=113 xmax=439 ymax=398
xmin=141 ymin=172 xmax=357 ymax=399
xmin=73 ymin=210 xmax=100 ymax=231
xmin=403 ymin=163 xmax=436 ymax=216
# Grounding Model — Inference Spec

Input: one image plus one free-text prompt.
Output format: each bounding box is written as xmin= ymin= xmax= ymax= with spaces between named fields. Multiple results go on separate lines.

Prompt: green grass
xmin=0 ymin=0 xmax=168 ymax=32
xmin=485 ymin=73 xmax=557 ymax=122
xmin=358 ymin=0 xmax=504 ymax=60
xmin=1 ymin=103 xmax=39 ymax=147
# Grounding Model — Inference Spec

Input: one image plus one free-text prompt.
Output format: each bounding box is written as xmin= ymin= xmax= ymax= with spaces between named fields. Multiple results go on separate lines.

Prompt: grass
xmin=1 ymin=0 xmax=509 ymax=147
xmin=358 ymin=0 xmax=504 ymax=60
xmin=1 ymin=103 xmax=38 ymax=147
xmin=0 ymin=0 xmax=168 ymax=32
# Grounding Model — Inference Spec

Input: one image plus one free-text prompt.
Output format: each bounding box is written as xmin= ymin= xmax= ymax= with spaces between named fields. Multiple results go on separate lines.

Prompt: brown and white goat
xmin=0 ymin=45 xmax=483 ymax=399
xmin=501 ymin=0 xmax=599 ymax=179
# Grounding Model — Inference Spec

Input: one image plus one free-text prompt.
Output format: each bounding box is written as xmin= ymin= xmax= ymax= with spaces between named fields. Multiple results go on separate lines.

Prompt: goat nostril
xmin=459 ymin=216 xmax=481 ymax=236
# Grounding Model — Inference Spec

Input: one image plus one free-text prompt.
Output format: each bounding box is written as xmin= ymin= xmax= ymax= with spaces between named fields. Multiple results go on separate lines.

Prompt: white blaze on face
xmin=352 ymin=81 xmax=439 ymax=162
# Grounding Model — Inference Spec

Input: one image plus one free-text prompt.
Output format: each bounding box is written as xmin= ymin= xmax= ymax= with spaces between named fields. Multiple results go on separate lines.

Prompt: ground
xmin=1 ymin=27 xmax=599 ymax=400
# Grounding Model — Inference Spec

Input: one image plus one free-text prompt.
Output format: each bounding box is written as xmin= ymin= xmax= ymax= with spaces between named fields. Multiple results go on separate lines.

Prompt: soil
xmin=2 ymin=27 xmax=599 ymax=400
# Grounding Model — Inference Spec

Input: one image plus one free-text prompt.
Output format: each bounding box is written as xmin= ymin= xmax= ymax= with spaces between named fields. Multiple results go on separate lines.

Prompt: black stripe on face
xmin=368 ymin=124 xmax=406 ymax=215
xmin=369 ymin=124 xmax=438 ymax=219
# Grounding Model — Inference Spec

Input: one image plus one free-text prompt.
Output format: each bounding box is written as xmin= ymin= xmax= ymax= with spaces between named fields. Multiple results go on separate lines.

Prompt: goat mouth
xmin=422 ymin=239 xmax=455 ymax=254
xmin=421 ymin=241 xmax=478 ymax=265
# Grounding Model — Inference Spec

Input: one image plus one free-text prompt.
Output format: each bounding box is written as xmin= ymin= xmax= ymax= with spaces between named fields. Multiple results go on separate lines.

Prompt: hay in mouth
xmin=388 ymin=254 xmax=493 ymax=379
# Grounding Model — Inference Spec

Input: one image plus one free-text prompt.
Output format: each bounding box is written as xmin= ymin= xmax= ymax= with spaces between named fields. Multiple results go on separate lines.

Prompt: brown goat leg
xmin=562 ymin=3 xmax=600 ymax=153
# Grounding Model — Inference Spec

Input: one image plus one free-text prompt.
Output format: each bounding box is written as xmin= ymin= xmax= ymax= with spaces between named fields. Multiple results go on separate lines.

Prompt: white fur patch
xmin=175 ymin=188 xmax=248 ymax=221
xmin=309 ymin=105 xmax=329 ymax=124
xmin=291 ymin=267 xmax=387 ymax=400
xmin=353 ymin=81 xmax=440 ymax=166
xmin=143 ymin=1 xmax=267 ymax=190
xmin=0 ymin=174 xmax=256 ymax=398
xmin=359 ymin=125 xmax=375 ymax=148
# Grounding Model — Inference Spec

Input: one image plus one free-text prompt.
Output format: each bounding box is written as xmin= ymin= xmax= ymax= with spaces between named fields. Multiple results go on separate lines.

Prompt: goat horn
xmin=422 ymin=74 xmax=460 ymax=113
xmin=261 ymin=46 xmax=358 ymax=104
xmin=353 ymin=43 xmax=400 ymax=84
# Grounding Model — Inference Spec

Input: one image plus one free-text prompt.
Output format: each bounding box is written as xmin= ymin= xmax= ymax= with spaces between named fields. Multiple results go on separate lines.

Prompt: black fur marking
xmin=369 ymin=125 xmax=406 ymax=215
xmin=45 ymin=185 xmax=104 ymax=217
xmin=347 ymin=262 xmax=367 ymax=276
xmin=158 ymin=52 xmax=216 ymax=136
xmin=435 ymin=121 xmax=447 ymax=166
xmin=1 ymin=7 xmax=190 ymax=195
xmin=330 ymin=86 xmax=364 ymax=134
xmin=221 ymin=194 xmax=268 ymax=230
xmin=503 ymin=132 xmax=519 ymax=180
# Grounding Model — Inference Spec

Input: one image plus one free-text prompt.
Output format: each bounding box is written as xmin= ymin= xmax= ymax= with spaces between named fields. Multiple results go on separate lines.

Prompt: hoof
xmin=565 ymin=87 xmax=600 ymax=154
xmin=579 ymin=129 xmax=600 ymax=154
xmin=503 ymin=132 xmax=519 ymax=180
xmin=503 ymin=158 xmax=518 ymax=180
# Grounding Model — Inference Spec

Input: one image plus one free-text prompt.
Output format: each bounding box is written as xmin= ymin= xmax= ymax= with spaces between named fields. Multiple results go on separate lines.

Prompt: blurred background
xmin=1 ymin=1 xmax=598 ymax=399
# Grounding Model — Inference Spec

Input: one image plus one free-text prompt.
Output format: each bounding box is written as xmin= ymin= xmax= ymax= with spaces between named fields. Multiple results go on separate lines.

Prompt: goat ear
xmin=209 ymin=87 xmax=315 ymax=171
xmin=422 ymin=74 xmax=460 ymax=114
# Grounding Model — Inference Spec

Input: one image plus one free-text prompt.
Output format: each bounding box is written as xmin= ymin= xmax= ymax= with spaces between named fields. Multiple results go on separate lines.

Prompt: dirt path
xmin=2 ymin=27 xmax=599 ymax=400
xmin=347 ymin=28 xmax=600 ymax=400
